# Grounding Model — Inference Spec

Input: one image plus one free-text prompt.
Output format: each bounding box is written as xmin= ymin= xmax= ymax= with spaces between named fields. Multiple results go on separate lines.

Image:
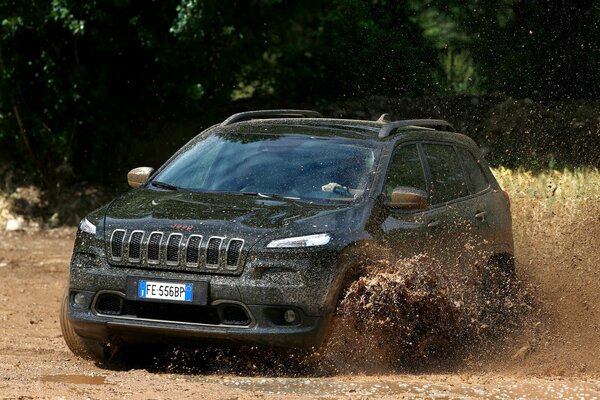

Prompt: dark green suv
xmin=60 ymin=110 xmax=514 ymax=361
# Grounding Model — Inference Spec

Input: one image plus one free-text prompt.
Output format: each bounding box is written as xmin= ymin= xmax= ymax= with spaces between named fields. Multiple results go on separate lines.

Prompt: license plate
xmin=138 ymin=280 xmax=193 ymax=302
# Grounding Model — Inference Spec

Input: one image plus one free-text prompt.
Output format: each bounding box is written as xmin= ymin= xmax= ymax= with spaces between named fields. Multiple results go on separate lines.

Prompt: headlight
xmin=266 ymin=233 xmax=331 ymax=248
xmin=79 ymin=218 xmax=97 ymax=235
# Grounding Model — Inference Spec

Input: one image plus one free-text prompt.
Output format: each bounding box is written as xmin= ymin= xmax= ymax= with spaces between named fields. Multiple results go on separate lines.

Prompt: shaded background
xmin=1 ymin=0 xmax=599 ymax=189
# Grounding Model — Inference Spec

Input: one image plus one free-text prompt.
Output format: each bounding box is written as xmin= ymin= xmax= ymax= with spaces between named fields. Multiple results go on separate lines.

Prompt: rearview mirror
xmin=127 ymin=167 xmax=155 ymax=188
xmin=387 ymin=187 xmax=429 ymax=210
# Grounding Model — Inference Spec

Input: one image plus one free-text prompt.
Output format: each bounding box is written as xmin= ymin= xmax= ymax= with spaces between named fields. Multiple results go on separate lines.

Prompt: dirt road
xmin=2 ymin=230 xmax=600 ymax=399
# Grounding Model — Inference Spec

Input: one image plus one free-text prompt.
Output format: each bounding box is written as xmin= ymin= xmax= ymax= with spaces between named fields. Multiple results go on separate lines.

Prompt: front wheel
xmin=60 ymin=292 xmax=109 ymax=362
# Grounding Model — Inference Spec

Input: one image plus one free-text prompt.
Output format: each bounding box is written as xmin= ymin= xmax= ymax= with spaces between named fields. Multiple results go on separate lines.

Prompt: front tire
xmin=60 ymin=292 xmax=109 ymax=362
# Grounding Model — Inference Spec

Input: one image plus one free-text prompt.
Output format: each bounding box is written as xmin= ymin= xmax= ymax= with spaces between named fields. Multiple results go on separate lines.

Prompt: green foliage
xmin=50 ymin=0 xmax=85 ymax=34
xmin=434 ymin=49 xmax=480 ymax=95
xmin=0 ymin=0 xmax=599 ymax=185
xmin=313 ymin=0 xmax=435 ymax=97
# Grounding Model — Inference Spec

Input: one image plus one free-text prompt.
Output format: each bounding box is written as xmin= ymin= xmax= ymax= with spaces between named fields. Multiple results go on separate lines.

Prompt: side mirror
xmin=387 ymin=187 xmax=429 ymax=210
xmin=127 ymin=167 xmax=155 ymax=188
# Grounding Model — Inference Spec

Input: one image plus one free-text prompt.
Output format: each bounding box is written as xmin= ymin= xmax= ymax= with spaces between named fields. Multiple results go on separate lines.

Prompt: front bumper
xmin=67 ymin=252 xmax=338 ymax=350
xmin=68 ymin=296 xmax=331 ymax=350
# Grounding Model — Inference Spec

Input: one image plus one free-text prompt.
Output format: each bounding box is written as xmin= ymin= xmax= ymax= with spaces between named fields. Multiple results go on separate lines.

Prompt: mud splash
xmin=140 ymin=251 xmax=532 ymax=376
xmin=312 ymin=252 xmax=533 ymax=374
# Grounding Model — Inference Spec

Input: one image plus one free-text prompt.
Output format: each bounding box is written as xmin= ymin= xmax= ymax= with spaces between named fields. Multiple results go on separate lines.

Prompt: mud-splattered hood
xmin=103 ymin=188 xmax=368 ymax=246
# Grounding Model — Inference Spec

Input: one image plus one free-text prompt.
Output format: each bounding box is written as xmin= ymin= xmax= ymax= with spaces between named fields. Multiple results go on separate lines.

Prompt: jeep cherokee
xmin=60 ymin=109 xmax=514 ymax=361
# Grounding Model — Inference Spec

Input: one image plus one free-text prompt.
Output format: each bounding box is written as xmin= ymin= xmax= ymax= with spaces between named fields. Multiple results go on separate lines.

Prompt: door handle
xmin=427 ymin=220 xmax=441 ymax=228
xmin=475 ymin=211 xmax=487 ymax=221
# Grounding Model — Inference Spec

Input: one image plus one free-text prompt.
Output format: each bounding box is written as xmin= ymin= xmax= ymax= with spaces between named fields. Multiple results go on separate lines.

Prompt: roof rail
xmin=378 ymin=119 xmax=455 ymax=138
xmin=221 ymin=109 xmax=322 ymax=126
xmin=376 ymin=113 xmax=391 ymax=122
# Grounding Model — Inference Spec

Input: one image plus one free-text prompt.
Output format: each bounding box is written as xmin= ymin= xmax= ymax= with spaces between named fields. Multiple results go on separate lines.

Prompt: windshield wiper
xmin=151 ymin=181 xmax=179 ymax=191
xmin=241 ymin=191 xmax=302 ymax=200
xmin=266 ymin=193 xmax=301 ymax=200
xmin=240 ymin=191 xmax=271 ymax=198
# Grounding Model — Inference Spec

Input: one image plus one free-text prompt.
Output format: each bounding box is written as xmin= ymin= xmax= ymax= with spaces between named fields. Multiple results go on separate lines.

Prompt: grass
xmin=492 ymin=167 xmax=600 ymax=265
xmin=493 ymin=167 xmax=600 ymax=212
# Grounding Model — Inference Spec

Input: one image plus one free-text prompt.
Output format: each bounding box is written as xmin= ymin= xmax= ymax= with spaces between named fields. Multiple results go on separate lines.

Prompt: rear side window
xmin=385 ymin=144 xmax=427 ymax=198
xmin=457 ymin=147 xmax=489 ymax=194
xmin=423 ymin=144 xmax=469 ymax=204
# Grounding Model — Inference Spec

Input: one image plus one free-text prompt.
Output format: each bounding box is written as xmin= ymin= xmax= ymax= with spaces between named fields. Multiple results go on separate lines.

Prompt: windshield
xmin=152 ymin=133 xmax=379 ymax=202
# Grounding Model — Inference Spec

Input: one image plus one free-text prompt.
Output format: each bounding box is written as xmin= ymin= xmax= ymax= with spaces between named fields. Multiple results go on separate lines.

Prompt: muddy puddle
xmin=39 ymin=374 xmax=107 ymax=385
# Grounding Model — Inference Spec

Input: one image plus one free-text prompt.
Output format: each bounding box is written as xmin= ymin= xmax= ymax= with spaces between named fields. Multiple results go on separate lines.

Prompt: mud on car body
xmin=61 ymin=110 xmax=514 ymax=361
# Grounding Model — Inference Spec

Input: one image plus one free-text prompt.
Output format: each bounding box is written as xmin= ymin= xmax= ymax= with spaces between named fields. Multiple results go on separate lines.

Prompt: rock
xmin=5 ymin=218 xmax=24 ymax=231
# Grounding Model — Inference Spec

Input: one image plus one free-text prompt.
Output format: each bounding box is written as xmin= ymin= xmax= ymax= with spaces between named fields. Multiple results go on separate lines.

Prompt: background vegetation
xmin=1 ymin=0 xmax=599 ymax=188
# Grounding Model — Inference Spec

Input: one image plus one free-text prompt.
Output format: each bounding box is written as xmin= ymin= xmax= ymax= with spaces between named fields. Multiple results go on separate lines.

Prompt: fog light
xmin=73 ymin=293 xmax=87 ymax=308
xmin=283 ymin=309 xmax=297 ymax=324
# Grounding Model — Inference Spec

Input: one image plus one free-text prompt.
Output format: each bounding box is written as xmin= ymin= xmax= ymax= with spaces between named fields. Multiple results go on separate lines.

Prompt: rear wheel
xmin=60 ymin=292 xmax=109 ymax=362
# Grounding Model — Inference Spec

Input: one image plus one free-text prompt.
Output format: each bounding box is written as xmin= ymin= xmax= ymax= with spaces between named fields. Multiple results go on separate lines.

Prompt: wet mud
xmin=313 ymin=251 xmax=532 ymax=374
xmin=2 ymin=191 xmax=600 ymax=397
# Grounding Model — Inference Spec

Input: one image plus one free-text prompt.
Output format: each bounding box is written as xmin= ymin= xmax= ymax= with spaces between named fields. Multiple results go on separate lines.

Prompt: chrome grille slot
xmin=166 ymin=233 xmax=183 ymax=265
xmin=147 ymin=232 xmax=163 ymax=264
xmin=206 ymin=237 xmax=223 ymax=267
xmin=110 ymin=230 xmax=126 ymax=261
xmin=128 ymin=231 xmax=144 ymax=261
xmin=185 ymin=235 xmax=203 ymax=266
xmin=226 ymin=239 xmax=244 ymax=269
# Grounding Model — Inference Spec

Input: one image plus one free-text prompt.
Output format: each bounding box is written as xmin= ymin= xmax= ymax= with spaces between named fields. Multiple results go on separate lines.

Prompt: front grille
xmin=133 ymin=301 xmax=221 ymax=324
xmin=107 ymin=229 xmax=244 ymax=274
xmin=94 ymin=295 xmax=251 ymax=326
